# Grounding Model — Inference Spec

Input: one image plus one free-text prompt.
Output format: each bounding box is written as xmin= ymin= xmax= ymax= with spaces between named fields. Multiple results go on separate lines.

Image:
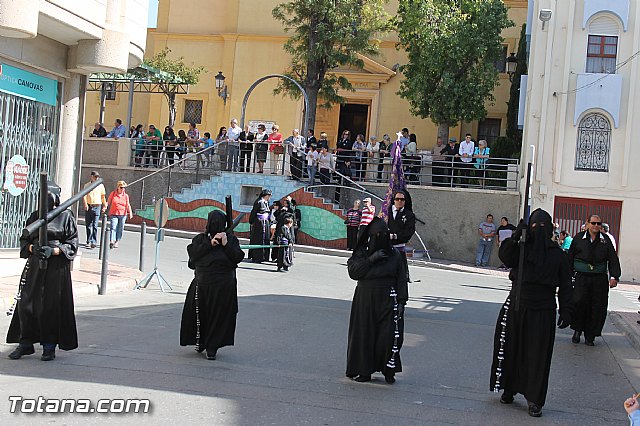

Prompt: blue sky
xmin=148 ymin=0 xmax=159 ymax=28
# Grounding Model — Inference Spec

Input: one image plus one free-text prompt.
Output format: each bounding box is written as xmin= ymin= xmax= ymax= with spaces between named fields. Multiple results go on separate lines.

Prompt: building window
xmin=575 ymin=113 xmax=611 ymax=172
xmin=586 ymin=35 xmax=618 ymax=73
xmin=477 ymin=118 xmax=501 ymax=146
xmin=183 ymin=99 xmax=203 ymax=124
xmin=494 ymin=45 xmax=508 ymax=73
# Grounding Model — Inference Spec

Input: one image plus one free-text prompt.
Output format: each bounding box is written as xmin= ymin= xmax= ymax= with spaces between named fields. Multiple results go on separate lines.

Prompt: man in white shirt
xmin=227 ymin=118 xmax=242 ymax=172
xmin=602 ymin=223 xmax=617 ymax=251
xmin=458 ymin=133 xmax=475 ymax=186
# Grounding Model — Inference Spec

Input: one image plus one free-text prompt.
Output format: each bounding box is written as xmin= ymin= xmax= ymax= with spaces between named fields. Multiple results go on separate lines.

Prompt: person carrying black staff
xmin=7 ymin=181 xmax=79 ymax=362
xmin=569 ymin=214 xmax=621 ymax=347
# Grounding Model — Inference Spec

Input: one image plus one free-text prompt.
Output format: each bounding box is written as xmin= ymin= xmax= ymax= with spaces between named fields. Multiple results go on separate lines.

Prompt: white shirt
xmin=392 ymin=205 xmax=403 ymax=220
xmin=227 ymin=125 xmax=241 ymax=146
xmin=605 ymin=232 xmax=617 ymax=251
xmin=306 ymin=150 xmax=318 ymax=166
xmin=459 ymin=140 xmax=475 ymax=163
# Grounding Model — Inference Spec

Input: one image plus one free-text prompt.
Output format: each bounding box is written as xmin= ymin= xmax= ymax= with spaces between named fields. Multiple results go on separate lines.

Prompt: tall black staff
xmin=514 ymin=146 xmax=535 ymax=312
xmin=37 ymin=173 xmax=49 ymax=270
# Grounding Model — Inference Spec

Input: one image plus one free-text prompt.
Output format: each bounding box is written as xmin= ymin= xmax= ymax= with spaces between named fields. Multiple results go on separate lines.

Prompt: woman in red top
xmin=268 ymin=124 xmax=283 ymax=174
xmin=107 ymin=181 xmax=133 ymax=248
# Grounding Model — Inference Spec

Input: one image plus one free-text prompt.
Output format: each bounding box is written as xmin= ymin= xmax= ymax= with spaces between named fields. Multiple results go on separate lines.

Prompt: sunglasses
xmin=394 ymin=198 xmax=405 ymax=201
xmin=590 ymin=221 xmax=602 ymax=225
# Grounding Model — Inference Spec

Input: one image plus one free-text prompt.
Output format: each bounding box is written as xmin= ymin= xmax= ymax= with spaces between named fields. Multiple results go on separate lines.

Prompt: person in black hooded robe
xmin=180 ymin=210 xmax=245 ymax=360
xmin=346 ymin=217 xmax=408 ymax=384
xmin=248 ymin=189 xmax=271 ymax=263
xmin=490 ymin=208 xmax=573 ymax=418
xmin=7 ymin=181 xmax=79 ymax=362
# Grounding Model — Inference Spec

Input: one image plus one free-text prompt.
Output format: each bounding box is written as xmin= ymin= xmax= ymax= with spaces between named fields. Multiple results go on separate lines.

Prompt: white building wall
xmin=523 ymin=0 xmax=640 ymax=281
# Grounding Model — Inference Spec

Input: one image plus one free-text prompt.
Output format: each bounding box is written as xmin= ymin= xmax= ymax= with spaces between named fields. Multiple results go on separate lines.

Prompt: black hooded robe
xmin=248 ymin=197 xmax=270 ymax=263
xmin=346 ymin=219 xmax=408 ymax=379
xmin=180 ymin=211 xmax=245 ymax=353
xmin=490 ymin=209 xmax=573 ymax=407
xmin=7 ymin=210 xmax=79 ymax=350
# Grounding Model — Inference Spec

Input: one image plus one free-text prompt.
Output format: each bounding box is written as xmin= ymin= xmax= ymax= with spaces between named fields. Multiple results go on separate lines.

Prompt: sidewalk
xmin=0 ymin=255 xmax=143 ymax=313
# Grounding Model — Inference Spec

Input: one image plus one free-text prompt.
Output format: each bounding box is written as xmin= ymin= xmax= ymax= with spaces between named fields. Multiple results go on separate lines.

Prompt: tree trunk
xmin=437 ymin=122 xmax=450 ymax=142
xmin=304 ymin=85 xmax=319 ymax=134
xmin=168 ymin=93 xmax=177 ymax=128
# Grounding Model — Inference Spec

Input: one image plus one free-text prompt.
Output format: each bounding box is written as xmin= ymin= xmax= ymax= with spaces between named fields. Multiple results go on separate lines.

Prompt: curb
xmin=609 ymin=311 xmax=640 ymax=354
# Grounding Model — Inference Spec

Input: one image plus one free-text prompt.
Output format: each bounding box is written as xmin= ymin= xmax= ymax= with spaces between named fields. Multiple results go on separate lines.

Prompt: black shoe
xmin=354 ymin=375 xmax=371 ymax=382
xmin=346 ymin=373 xmax=357 ymax=379
xmin=41 ymin=348 xmax=56 ymax=361
xmin=527 ymin=402 xmax=542 ymax=417
xmin=283 ymin=266 xmax=289 ymax=271
xmin=500 ymin=391 xmax=514 ymax=404
xmin=8 ymin=345 xmax=35 ymax=360
xmin=206 ymin=350 xmax=217 ymax=360
xmin=571 ymin=330 xmax=581 ymax=344
xmin=585 ymin=338 xmax=595 ymax=346
xmin=384 ymin=374 xmax=396 ymax=384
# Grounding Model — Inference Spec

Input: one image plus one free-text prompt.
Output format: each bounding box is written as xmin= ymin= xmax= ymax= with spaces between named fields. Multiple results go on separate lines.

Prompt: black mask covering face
xmin=366 ymin=217 xmax=391 ymax=255
xmin=206 ymin=210 xmax=227 ymax=238
xmin=46 ymin=180 xmax=62 ymax=211
xmin=526 ymin=208 xmax=554 ymax=267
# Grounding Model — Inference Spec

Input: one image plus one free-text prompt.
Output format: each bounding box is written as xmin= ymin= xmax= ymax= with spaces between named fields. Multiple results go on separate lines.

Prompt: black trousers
xmin=346 ymin=226 xmax=358 ymax=250
xmin=571 ymin=273 xmax=609 ymax=339
xmin=239 ymin=145 xmax=252 ymax=172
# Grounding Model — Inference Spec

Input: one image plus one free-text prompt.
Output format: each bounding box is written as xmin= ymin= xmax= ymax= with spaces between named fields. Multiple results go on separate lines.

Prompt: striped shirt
xmin=359 ymin=205 xmax=376 ymax=227
xmin=345 ymin=209 xmax=362 ymax=227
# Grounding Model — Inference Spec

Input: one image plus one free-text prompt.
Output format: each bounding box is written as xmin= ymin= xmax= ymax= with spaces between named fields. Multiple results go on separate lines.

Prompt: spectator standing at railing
xmin=145 ymin=124 xmax=163 ymax=168
xmin=106 ymin=181 xmax=133 ymax=249
xmin=186 ymin=122 xmax=200 ymax=159
xmin=431 ymin=137 xmax=446 ymax=186
xmin=254 ymin=124 xmax=269 ymax=174
xmin=215 ymin=127 xmax=228 ymax=170
xmin=317 ymin=146 xmax=333 ymax=184
xmin=379 ymin=134 xmax=392 ymax=182
xmin=227 ymin=118 xmax=241 ymax=172
xmin=200 ymin=132 xmax=215 ymax=168
xmin=285 ymin=129 xmax=305 ymax=180
xmin=336 ymin=129 xmax=353 ymax=169
xmin=163 ymin=126 xmax=178 ymax=166
xmin=91 ymin=122 xmax=107 ymax=138
xmin=176 ymin=129 xmax=187 ymax=162
xmin=82 ymin=171 xmax=107 ymax=249
xmin=404 ymin=134 xmax=419 ymax=183
xmin=352 ymin=134 xmax=366 ymax=181
xmin=106 ymin=118 xmax=127 ymax=138
xmin=458 ymin=133 xmax=475 ymax=187
xmin=365 ymin=136 xmax=380 ymax=182
xmin=267 ymin=124 xmax=283 ymax=174
xmin=306 ymin=145 xmax=318 ymax=185
xmin=130 ymin=124 xmax=145 ymax=167
xmin=239 ymin=125 xmax=254 ymax=173
xmin=345 ymin=199 xmax=362 ymax=250
xmin=473 ymin=139 xmax=490 ymax=188
xmin=317 ymin=131 xmax=329 ymax=150
xmin=441 ymin=137 xmax=459 ymax=186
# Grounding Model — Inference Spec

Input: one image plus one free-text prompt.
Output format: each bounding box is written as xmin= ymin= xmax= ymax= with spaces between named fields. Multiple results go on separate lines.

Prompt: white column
xmin=57 ymin=73 xmax=86 ymax=202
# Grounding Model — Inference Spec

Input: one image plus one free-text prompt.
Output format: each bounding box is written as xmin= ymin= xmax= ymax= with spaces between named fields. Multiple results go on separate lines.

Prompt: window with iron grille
xmin=586 ymin=35 xmax=618 ymax=73
xmin=494 ymin=45 xmax=508 ymax=73
xmin=575 ymin=113 xmax=611 ymax=172
xmin=183 ymin=99 xmax=203 ymax=124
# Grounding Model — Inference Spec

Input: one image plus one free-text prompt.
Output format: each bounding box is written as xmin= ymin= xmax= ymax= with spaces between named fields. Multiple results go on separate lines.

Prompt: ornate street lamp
xmin=215 ymin=71 xmax=228 ymax=105
xmin=506 ymin=53 xmax=518 ymax=82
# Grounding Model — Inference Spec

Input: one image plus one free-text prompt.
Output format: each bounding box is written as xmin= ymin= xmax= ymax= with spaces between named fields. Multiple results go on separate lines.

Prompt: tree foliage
xmin=143 ymin=48 xmax=205 ymax=126
xmin=273 ymin=0 xmax=392 ymax=130
xmin=396 ymin=0 xmax=513 ymax=137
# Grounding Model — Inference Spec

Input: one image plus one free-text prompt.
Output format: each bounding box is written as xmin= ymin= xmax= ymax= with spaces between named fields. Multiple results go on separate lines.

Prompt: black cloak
xmin=490 ymin=209 xmax=573 ymax=407
xmin=248 ymin=196 xmax=270 ymax=262
xmin=346 ymin=217 xmax=408 ymax=380
xmin=180 ymin=210 xmax=245 ymax=352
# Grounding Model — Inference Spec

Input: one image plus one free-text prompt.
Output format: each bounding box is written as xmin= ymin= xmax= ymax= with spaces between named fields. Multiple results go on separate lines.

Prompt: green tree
xmin=272 ymin=0 xmax=392 ymax=132
xmin=143 ymin=48 xmax=204 ymax=127
xmin=506 ymin=23 xmax=528 ymax=147
xmin=396 ymin=0 xmax=513 ymax=141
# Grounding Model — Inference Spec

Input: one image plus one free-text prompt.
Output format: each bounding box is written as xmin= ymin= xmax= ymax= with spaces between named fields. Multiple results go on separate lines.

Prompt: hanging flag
xmin=380 ymin=132 xmax=407 ymax=221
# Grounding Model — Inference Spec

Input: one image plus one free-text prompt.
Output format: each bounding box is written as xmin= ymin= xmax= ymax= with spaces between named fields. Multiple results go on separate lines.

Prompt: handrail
xmin=126 ymin=140 xmax=225 ymax=188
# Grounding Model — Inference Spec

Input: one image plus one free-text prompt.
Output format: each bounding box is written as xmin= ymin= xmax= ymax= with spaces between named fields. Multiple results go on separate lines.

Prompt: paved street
xmin=1 ymin=229 xmax=639 ymax=425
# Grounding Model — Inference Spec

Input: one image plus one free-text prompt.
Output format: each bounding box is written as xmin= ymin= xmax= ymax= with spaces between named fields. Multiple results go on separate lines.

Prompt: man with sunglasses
xmin=569 ymin=214 xmax=621 ymax=346
xmin=387 ymin=190 xmax=416 ymax=279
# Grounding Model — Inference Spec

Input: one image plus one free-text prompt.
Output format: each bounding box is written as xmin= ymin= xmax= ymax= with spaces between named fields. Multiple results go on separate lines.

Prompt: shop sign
xmin=0 ymin=64 xmax=58 ymax=106
xmin=3 ymin=155 xmax=30 ymax=196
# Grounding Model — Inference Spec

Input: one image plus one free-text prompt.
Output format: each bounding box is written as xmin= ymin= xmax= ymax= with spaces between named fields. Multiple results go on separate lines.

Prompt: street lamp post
xmin=215 ymin=71 xmax=228 ymax=105
xmin=506 ymin=52 xmax=518 ymax=82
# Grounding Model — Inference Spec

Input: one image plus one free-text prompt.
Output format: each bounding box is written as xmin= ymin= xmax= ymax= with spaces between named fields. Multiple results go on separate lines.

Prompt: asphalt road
xmin=0 ymin=229 xmax=638 ymax=425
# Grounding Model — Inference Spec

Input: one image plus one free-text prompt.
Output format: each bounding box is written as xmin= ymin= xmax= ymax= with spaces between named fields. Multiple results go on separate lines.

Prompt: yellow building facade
xmin=85 ymin=0 xmax=527 ymax=150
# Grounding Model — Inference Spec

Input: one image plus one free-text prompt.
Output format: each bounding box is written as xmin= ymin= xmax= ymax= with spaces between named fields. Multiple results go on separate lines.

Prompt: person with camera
xmin=180 ymin=210 xmax=245 ymax=360
xmin=490 ymin=209 xmax=573 ymax=418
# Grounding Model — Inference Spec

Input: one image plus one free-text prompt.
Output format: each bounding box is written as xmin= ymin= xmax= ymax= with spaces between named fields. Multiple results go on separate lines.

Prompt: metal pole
xmin=167 ymin=165 xmax=172 ymax=197
xmin=99 ymin=84 xmax=106 ymax=124
xmin=99 ymin=214 xmax=108 ymax=260
xmin=99 ymin=221 xmax=109 ymax=295
xmin=38 ymin=173 xmax=49 ymax=270
xmin=126 ymin=78 xmax=135 ymax=133
xmin=139 ymin=221 xmax=146 ymax=272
